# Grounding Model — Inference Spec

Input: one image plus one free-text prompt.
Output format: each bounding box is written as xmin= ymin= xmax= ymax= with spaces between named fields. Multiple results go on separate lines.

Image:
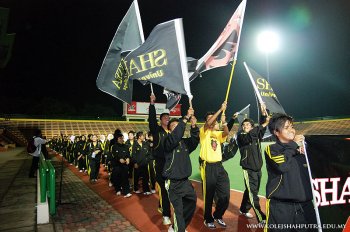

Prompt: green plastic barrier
xmin=39 ymin=155 xmax=48 ymax=203
xmin=46 ymin=161 xmax=56 ymax=215
xmin=38 ymin=154 xmax=56 ymax=215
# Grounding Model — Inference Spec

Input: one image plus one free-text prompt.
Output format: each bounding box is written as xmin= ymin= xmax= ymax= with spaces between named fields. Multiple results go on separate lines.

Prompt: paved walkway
xmin=0 ymin=148 xmax=37 ymax=232
xmin=0 ymin=148 xmax=138 ymax=232
xmin=50 ymin=157 xmax=138 ymax=232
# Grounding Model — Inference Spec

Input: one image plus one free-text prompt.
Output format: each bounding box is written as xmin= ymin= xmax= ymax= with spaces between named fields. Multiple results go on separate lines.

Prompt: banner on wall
xmin=124 ymin=101 xmax=181 ymax=117
xmin=306 ymin=135 xmax=350 ymax=231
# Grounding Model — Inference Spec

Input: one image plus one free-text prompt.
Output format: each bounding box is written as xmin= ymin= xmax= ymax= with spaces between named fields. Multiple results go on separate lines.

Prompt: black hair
xmin=241 ymin=118 xmax=255 ymax=127
xmin=167 ymin=118 xmax=179 ymax=130
xmin=34 ymin=129 xmax=42 ymax=137
xmin=136 ymin=131 xmax=144 ymax=139
xmin=128 ymin=130 xmax=135 ymax=135
xmin=160 ymin=112 xmax=170 ymax=120
xmin=115 ymin=133 xmax=124 ymax=139
xmin=268 ymin=113 xmax=294 ymax=134
xmin=204 ymin=111 xmax=216 ymax=121
xmin=114 ymin=129 xmax=122 ymax=138
xmin=147 ymin=131 xmax=153 ymax=137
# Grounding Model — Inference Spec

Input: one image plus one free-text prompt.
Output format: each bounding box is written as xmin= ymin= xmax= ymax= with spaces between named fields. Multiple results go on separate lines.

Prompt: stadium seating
xmin=0 ymin=118 xmax=349 ymax=140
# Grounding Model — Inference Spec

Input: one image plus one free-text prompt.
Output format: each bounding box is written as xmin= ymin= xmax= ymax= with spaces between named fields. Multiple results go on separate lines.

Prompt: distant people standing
xmin=110 ymin=133 xmax=132 ymax=198
xmin=87 ymin=135 xmax=102 ymax=183
xmin=28 ymin=129 xmax=47 ymax=178
xmin=76 ymin=135 xmax=87 ymax=172
xmin=41 ymin=136 xmax=49 ymax=159
xmin=132 ymin=131 xmax=151 ymax=195
xmin=146 ymin=132 xmax=156 ymax=193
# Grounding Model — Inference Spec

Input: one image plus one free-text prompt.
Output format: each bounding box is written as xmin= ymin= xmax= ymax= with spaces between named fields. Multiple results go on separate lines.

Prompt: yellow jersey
xmin=199 ymin=127 xmax=227 ymax=162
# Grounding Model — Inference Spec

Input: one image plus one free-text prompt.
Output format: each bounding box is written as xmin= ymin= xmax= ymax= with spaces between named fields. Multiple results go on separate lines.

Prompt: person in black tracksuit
xmin=76 ymin=135 xmax=87 ymax=172
xmin=264 ymin=113 xmax=317 ymax=232
xmin=149 ymin=94 xmax=172 ymax=225
xmin=86 ymin=134 xmax=102 ymax=182
xmin=132 ymin=131 xmax=151 ymax=194
xmin=163 ymin=108 xmax=199 ymax=232
xmin=146 ymin=132 xmax=157 ymax=193
xmin=236 ymin=103 xmax=269 ymax=223
xmin=110 ymin=133 xmax=132 ymax=197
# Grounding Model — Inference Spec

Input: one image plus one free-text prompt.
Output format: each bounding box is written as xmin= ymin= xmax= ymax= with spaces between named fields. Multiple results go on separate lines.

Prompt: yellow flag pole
xmin=223 ymin=59 xmax=237 ymax=115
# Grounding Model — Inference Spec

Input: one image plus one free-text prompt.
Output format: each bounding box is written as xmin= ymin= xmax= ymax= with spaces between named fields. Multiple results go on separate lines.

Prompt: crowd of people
xmin=29 ymin=93 xmax=317 ymax=232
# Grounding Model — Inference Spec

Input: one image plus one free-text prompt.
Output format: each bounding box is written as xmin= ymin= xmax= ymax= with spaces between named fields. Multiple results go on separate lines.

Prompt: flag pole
xmin=150 ymin=83 xmax=154 ymax=94
xmin=222 ymin=59 xmax=237 ymax=115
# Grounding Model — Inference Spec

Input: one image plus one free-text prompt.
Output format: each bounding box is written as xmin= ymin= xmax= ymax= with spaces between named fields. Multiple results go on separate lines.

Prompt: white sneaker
xmin=239 ymin=210 xmax=254 ymax=219
xmin=116 ymin=191 xmax=121 ymax=196
xmin=108 ymin=182 xmax=113 ymax=187
xmin=163 ymin=216 xmax=171 ymax=225
xmin=143 ymin=191 xmax=152 ymax=195
xmin=79 ymin=170 xmax=83 ymax=172
xmin=168 ymin=225 xmax=174 ymax=232
xmin=151 ymin=189 xmax=156 ymax=194
xmin=124 ymin=193 xmax=132 ymax=198
xmin=134 ymin=190 xmax=141 ymax=194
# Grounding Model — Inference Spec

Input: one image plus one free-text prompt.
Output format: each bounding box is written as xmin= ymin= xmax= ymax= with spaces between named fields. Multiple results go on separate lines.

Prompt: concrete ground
xmin=0 ymin=148 xmax=138 ymax=232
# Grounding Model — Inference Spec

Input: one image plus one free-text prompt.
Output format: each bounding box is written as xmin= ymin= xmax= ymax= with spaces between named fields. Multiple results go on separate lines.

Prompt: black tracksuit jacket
xmin=148 ymin=104 xmax=168 ymax=168
xmin=110 ymin=143 xmax=130 ymax=168
xmin=162 ymin=120 xmax=199 ymax=180
xmin=131 ymin=141 xmax=151 ymax=167
xmin=237 ymin=124 xmax=267 ymax=171
xmin=265 ymin=140 xmax=313 ymax=202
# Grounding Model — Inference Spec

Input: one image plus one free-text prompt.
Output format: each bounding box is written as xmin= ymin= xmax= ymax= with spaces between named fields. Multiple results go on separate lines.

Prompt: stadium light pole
xmin=257 ymin=30 xmax=280 ymax=83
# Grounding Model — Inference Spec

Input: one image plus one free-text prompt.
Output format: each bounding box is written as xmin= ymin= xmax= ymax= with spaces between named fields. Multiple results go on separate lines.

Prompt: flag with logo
xmin=243 ymin=62 xmax=286 ymax=114
xmin=96 ymin=0 xmax=144 ymax=103
xmin=163 ymin=88 xmax=181 ymax=111
xmin=189 ymin=0 xmax=246 ymax=81
xmin=237 ymin=104 xmax=250 ymax=130
xmin=124 ymin=19 xmax=192 ymax=99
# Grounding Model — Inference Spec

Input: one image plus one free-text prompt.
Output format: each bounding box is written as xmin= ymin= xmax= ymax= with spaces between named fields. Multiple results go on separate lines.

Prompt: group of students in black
xmin=49 ymin=130 xmax=157 ymax=198
xmin=48 ymin=94 xmax=317 ymax=232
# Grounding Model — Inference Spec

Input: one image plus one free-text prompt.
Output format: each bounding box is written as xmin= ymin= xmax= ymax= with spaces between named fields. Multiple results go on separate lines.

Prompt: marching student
xmin=73 ymin=136 xmax=80 ymax=167
xmin=110 ymin=132 xmax=132 ymax=198
xmin=236 ymin=103 xmax=270 ymax=223
xmin=125 ymin=130 xmax=135 ymax=185
xmin=163 ymin=107 xmax=199 ymax=232
xmin=132 ymin=131 xmax=151 ymax=195
xmin=149 ymin=93 xmax=172 ymax=226
xmin=125 ymin=130 xmax=135 ymax=150
xmin=99 ymin=134 xmax=107 ymax=168
xmin=264 ymin=113 xmax=317 ymax=232
xmin=146 ymin=131 xmax=157 ymax=193
xmin=87 ymin=134 xmax=103 ymax=182
xmin=199 ymin=101 xmax=230 ymax=229
xmin=76 ymin=135 xmax=87 ymax=172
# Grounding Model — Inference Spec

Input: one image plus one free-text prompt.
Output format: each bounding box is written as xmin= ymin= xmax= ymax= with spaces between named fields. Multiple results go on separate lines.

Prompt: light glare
xmin=257 ymin=30 xmax=280 ymax=53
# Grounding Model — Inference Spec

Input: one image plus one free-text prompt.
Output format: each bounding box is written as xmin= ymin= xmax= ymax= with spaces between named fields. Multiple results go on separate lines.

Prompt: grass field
xmin=189 ymin=142 xmax=273 ymax=196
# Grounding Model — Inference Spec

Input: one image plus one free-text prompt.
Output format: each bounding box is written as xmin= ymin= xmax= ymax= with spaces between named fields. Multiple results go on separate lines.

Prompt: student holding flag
xmin=236 ymin=103 xmax=270 ymax=223
xmin=199 ymin=101 xmax=230 ymax=229
xmin=264 ymin=113 xmax=317 ymax=232
xmin=163 ymin=107 xmax=199 ymax=232
xmin=149 ymin=94 xmax=172 ymax=226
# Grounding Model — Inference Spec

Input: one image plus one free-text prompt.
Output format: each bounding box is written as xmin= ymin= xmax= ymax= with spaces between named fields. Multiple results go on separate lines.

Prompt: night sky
xmin=1 ymin=0 xmax=350 ymax=121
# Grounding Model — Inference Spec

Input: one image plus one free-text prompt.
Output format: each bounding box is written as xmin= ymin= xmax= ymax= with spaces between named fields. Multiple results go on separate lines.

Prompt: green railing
xmin=39 ymin=154 xmax=56 ymax=215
